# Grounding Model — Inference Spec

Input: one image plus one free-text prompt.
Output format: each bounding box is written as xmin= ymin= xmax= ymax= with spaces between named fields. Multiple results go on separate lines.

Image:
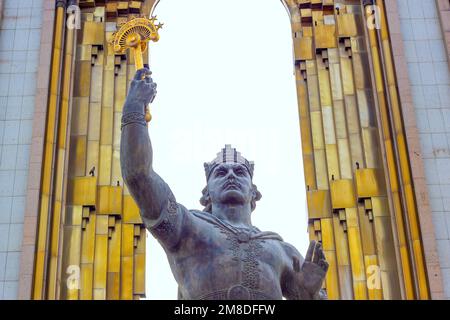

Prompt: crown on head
xmin=204 ymin=145 xmax=255 ymax=180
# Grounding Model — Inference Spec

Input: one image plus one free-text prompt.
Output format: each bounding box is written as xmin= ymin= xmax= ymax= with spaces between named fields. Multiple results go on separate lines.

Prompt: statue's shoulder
xmin=280 ymin=241 xmax=304 ymax=261
xmin=186 ymin=209 xmax=217 ymax=225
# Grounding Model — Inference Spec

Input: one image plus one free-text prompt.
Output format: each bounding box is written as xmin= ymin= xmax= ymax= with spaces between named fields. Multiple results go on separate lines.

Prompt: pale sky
xmin=145 ymin=0 xmax=309 ymax=300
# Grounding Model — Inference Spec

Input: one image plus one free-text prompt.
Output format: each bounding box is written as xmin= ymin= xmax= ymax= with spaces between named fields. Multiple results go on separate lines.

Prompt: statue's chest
xmin=208 ymin=224 xmax=281 ymax=290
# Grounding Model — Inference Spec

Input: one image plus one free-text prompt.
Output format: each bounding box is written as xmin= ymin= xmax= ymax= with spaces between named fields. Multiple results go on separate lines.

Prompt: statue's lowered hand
xmin=125 ymin=68 xmax=158 ymax=113
xmin=293 ymin=240 xmax=329 ymax=299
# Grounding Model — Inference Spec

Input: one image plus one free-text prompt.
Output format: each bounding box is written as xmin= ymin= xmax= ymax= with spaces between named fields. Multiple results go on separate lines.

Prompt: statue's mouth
xmin=223 ymin=181 xmax=240 ymax=190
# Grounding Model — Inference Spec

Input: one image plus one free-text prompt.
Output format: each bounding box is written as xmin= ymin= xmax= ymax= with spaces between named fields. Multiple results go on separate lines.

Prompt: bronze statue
xmin=120 ymin=68 xmax=329 ymax=300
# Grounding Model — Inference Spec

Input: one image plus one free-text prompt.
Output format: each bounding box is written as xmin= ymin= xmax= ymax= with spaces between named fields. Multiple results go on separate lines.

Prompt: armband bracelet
xmin=121 ymin=112 xmax=147 ymax=130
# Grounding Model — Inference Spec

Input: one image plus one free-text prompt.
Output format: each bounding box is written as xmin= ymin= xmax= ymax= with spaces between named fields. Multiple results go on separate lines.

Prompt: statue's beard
xmin=219 ymin=188 xmax=248 ymax=206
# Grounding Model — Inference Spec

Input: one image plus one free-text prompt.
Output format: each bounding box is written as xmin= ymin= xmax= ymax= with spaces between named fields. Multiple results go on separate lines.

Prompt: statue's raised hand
xmin=124 ymin=68 xmax=157 ymax=113
xmin=293 ymin=240 xmax=329 ymax=299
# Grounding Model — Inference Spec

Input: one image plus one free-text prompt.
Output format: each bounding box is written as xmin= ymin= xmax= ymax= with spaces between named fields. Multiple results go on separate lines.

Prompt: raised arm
xmin=120 ymin=68 xmax=174 ymax=224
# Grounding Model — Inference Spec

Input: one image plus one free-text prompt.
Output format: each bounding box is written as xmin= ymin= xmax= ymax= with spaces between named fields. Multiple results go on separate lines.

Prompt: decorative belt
xmin=195 ymin=285 xmax=278 ymax=300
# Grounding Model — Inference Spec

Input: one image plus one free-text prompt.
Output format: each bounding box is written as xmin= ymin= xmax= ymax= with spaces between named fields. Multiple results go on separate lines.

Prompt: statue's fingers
xmin=144 ymin=75 xmax=154 ymax=84
xmin=318 ymin=246 xmax=326 ymax=263
xmin=313 ymin=242 xmax=322 ymax=264
xmin=305 ymin=240 xmax=316 ymax=262
xmin=135 ymin=68 xmax=151 ymax=81
xmin=319 ymin=259 xmax=329 ymax=272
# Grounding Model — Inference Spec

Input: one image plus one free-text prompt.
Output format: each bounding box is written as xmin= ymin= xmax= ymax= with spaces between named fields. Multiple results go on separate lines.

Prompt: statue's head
xmin=200 ymin=145 xmax=262 ymax=213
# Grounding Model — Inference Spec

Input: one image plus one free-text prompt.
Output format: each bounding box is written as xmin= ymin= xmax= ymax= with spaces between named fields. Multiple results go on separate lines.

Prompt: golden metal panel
xmin=66 ymin=206 xmax=83 ymax=226
xmin=337 ymin=14 xmax=357 ymax=37
xmin=330 ymin=180 xmax=356 ymax=209
xmin=346 ymin=208 xmax=367 ymax=299
xmin=73 ymin=61 xmax=91 ymax=97
xmin=108 ymin=223 xmax=122 ymax=273
xmin=352 ymin=53 xmax=372 ymax=90
xmin=123 ymin=195 xmax=142 ymax=224
xmin=356 ymin=89 xmax=376 ymax=128
xmin=122 ymin=223 xmax=135 ymax=257
xmin=97 ymin=186 xmax=123 ymax=214
xmin=71 ymin=98 xmax=89 ymax=136
xmin=93 ymin=288 xmax=106 ymax=300
xmin=80 ymin=263 xmax=93 ymax=300
xmin=307 ymin=190 xmax=332 ymax=219
xmin=294 ymin=37 xmax=313 ymax=61
xmin=344 ymin=95 xmax=360 ymax=135
xmin=77 ymin=44 xmax=92 ymax=62
xmin=88 ymin=102 xmax=101 ymax=141
xmin=340 ymin=58 xmax=355 ymax=96
xmin=371 ymin=196 xmax=389 ymax=218
xmin=362 ymin=127 xmax=380 ymax=168
xmin=337 ymin=138 xmax=352 ymax=179
xmin=120 ymin=256 xmax=134 ymax=300
xmin=99 ymin=145 xmax=112 ymax=186
xmin=68 ymin=177 xmax=97 ymax=206
xmin=307 ymin=75 xmax=320 ymax=111
xmin=333 ymin=100 xmax=347 ymax=139
xmin=315 ymin=24 xmax=337 ymax=49
xmin=112 ymin=149 xmax=123 ymax=187
xmin=322 ymin=106 xmax=336 ymax=145
xmin=100 ymin=107 xmax=113 ymax=145
xmin=96 ymin=215 xmax=109 ymax=235
xmin=86 ymin=140 xmax=99 ymax=177
xmin=348 ymin=132 xmax=365 ymax=168
xmin=318 ymin=69 xmax=332 ymax=107
xmin=311 ymin=111 xmax=325 ymax=150
xmin=314 ymin=149 xmax=329 ymax=190
xmin=93 ymin=233 xmax=108 ymax=289
xmin=90 ymin=66 xmax=103 ymax=103
xmin=134 ymin=253 xmax=145 ymax=295
xmin=326 ymin=144 xmax=340 ymax=180
xmin=68 ymin=135 xmax=87 ymax=177
xmin=355 ymin=169 xmax=385 ymax=199
xmin=107 ymin=272 xmax=120 ymax=300
xmin=329 ymin=63 xmax=343 ymax=100
xmin=82 ymin=21 xmax=105 ymax=45
xmin=358 ymin=203 xmax=376 ymax=255
xmin=81 ymin=210 xmax=96 ymax=264
xmin=320 ymin=218 xmax=340 ymax=300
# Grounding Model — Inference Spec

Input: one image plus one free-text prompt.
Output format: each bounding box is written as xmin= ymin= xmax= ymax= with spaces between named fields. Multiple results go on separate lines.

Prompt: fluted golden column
xmin=33 ymin=0 xmax=159 ymax=300
xmin=283 ymin=0 xmax=431 ymax=300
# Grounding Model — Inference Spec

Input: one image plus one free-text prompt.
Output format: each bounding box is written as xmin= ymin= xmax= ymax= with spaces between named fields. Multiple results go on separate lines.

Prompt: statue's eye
xmin=215 ymin=170 xmax=226 ymax=177
xmin=236 ymin=170 xmax=244 ymax=176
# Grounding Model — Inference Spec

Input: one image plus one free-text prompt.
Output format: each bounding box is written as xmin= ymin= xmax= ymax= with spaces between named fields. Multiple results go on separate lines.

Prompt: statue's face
xmin=207 ymin=163 xmax=253 ymax=207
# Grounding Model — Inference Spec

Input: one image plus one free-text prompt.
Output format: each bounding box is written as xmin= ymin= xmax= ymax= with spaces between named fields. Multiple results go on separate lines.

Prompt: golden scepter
xmin=111 ymin=16 xmax=163 ymax=123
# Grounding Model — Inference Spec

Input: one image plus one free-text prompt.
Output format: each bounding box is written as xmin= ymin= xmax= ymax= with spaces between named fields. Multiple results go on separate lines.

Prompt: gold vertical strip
xmin=107 ymin=221 xmax=121 ymax=300
xmin=33 ymin=4 xmax=66 ymax=300
xmin=363 ymin=3 xmax=415 ymax=299
xmin=371 ymin=197 xmax=402 ymax=299
xmin=80 ymin=208 xmax=96 ymax=300
xmin=120 ymin=223 xmax=135 ymax=300
xmin=376 ymin=0 xmax=429 ymax=299
xmin=321 ymin=218 xmax=340 ymax=299
xmin=93 ymin=214 xmax=108 ymax=300
xmin=346 ymin=208 xmax=368 ymax=299
xmin=60 ymin=206 xmax=83 ymax=300
xmin=47 ymin=12 xmax=77 ymax=299
xmin=332 ymin=214 xmax=353 ymax=299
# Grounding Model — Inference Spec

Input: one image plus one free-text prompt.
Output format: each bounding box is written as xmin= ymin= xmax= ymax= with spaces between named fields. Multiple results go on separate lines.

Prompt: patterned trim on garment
xmin=121 ymin=112 xmax=147 ymax=130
